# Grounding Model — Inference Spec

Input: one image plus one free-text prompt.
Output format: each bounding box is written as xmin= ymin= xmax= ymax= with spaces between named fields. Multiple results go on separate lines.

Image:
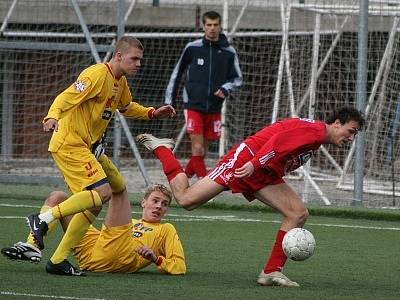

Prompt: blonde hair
xmin=143 ymin=184 xmax=173 ymax=204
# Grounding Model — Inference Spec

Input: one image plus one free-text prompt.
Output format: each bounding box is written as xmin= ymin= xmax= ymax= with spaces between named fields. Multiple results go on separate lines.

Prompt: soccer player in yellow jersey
xmin=25 ymin=36 xmax=176 ymax=275
xmin=2 ymin=183 xmax=186 ymax=275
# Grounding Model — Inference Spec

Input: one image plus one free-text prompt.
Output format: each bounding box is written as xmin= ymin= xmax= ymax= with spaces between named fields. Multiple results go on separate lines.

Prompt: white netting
xmin=0 ymin=0 xmax=399 ymax=206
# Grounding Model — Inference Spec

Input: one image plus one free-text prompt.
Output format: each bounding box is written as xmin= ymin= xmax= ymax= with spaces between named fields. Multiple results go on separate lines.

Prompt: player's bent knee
xmin=45 ymin=191 xmax=69 ymax=206
xmin=95 ymin=184 xmax=113 ymax=204
xmin=192 ymin=145 xmax=205 ymax=156
xmin=175 ymin=196 xmax=194 ymax=210
xmin=296 ymin=208 xmax=309 ymax=226
xmin=88 ymin=206 xmax=102 ymax=217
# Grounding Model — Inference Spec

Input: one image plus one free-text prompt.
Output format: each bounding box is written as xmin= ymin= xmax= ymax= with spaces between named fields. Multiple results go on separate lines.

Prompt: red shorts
xmin=208 ymin=143 xmax=284 ymax=201
xmin=184 ymin=109 xmax=221 ymax=140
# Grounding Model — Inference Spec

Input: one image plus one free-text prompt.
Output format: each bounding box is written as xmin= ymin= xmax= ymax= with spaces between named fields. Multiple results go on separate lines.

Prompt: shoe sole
xmin=46 ymin=262 xmax=86 ymax=276
xmin=1 ymin=251 xmax=41 ymax=263
xmin=136 ymin=134 xmax=174 ymax=151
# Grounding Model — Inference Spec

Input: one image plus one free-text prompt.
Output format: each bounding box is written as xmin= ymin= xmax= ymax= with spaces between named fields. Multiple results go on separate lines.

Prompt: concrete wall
xmin=0 ymin=1 xmax=397 ymax=33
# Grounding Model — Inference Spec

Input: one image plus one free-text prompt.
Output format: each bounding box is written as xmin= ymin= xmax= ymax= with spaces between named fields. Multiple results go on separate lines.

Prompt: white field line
xmin=1 ymin=203 xmax=399 ymax=231
xmin=1 ymin=291 xmax=110 ymax=300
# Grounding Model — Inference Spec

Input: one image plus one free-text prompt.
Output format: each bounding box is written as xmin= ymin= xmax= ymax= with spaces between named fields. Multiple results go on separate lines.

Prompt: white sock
xmin=38 ymin=210 xmax=54 ymax=224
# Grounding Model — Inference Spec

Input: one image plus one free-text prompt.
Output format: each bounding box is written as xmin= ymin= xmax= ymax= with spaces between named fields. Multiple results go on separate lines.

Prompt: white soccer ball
xmin=282 ymin=228 xmax=316 ymax=261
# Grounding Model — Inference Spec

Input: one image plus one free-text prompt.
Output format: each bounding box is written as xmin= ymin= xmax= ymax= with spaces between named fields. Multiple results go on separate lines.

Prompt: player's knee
xmin=95 ymin=184 xmax=113 ymax=204
xmin=176 ymin=196 xmax=197 ymax=211
xmin=174 ymin=196 xmax=190 ymax=210
xmin=45 ymin=191 xmax=68 ymax=207
xmin=295 ymin=207 xmax=309 ymax=225
xmin=192 ymin=144 xmax=205 ymax=156
xmin=88 ymin=206 xmax=102 ymax=217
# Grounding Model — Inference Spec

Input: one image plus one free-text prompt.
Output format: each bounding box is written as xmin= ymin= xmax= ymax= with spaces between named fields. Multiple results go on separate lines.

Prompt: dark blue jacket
xmin=165 ymin=33 xmax=243 ymax=113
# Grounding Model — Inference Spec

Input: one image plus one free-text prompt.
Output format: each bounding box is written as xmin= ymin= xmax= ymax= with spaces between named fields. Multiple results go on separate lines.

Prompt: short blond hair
xmin=143 ymin=184 xmax=173 ymax=204
xmin=113 ymin=36 xmax=144 ymax=57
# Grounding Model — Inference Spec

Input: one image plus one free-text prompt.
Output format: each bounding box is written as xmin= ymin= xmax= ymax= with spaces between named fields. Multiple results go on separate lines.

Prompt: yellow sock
xmin=50 ymin=210 xmax=96 ymax=264
xmin=51 ymin=190 xmax=102 ymax=220
xmin=26 ymin=205 xmax=57 ymax=247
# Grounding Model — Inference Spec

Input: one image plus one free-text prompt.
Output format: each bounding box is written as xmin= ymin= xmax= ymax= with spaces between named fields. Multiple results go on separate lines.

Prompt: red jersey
xmin=208 ymin=118 xmax=326 ymax=200
xmin=244 ymin=118 xmax=326 ymax=177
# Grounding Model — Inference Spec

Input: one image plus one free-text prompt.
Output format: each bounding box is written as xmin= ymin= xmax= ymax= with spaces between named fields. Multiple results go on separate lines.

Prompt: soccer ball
xmin=282 ymin=228 xmax=316 ymax=261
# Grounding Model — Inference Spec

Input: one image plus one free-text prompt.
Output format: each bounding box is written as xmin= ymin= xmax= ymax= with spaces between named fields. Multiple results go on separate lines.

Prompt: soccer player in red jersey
xmin=136 ymin=106 xmax=365 ymax=287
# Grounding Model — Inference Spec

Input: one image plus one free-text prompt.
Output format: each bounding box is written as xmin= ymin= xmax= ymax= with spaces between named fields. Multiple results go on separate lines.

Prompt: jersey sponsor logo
xmin=197 ymin=58 xmax=204 ymax=66
xmin=102 ymin=110 xmax=112 ymax=120
xmin=133 ymin=222 xmax=154 ymax=232
xmin=84 ymin=162 xmax=99 ymax=178
xmin=133 ymin=231 xmax=143 ymax=238
xmin=74 ymin=80 xmax=87 ymax=92
xmin=284 ymin=150 xmax=314 ymax=174
xmin=299 ymin=151 xmax=313 ymax=165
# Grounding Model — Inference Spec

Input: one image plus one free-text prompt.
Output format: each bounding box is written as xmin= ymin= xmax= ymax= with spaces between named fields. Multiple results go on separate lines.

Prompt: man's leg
xmin=47 ymin=153 xmax=125 ymax=275
xmin=254 ymin=183 xmax=309 ymax=287
xmin=137 ymin=134 xmax=224 ymax=210
xmin=184 ymin=109 xmax=209 ymax=179
xmin=186 ymin=134 xmax=208 ymax=178
xmin=27 ymin=150 xmax=110 ymax=250
xmin=2 ymin=191 xmax=70 ymax=262
xmin=104 ymin=189 xmax=131 ymax=227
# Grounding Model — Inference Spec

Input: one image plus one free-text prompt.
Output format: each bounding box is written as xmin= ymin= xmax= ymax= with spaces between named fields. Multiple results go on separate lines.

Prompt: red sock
xmin=263 ymin=230 xmax=288 ymax=273
xmin=191 ymin=155 xmax=207 ymax=178
xmin=185 ymin=158 xmax=195 ymax=178
xmin=153 ymin=147 xmax=184 ymax=182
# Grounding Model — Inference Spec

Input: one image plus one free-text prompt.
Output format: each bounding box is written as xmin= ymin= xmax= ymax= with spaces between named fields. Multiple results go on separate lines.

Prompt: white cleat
xmin=136 ymin=133 xmax=175 ymax=152
xmin=1 ymin=242 xmax=42 ymax=263
xmin=257 ymin=271 xmax=300 ymax=287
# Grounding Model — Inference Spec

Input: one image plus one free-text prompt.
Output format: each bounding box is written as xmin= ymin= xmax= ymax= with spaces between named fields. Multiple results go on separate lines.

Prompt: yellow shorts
xmin=74 ymin=223 xmax=144 ymax=273
xmin=52 ymin=147 xmax=107 ymax=194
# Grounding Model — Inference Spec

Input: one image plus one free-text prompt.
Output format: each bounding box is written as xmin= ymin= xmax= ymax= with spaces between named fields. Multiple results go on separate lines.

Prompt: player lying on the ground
xmin=136 ymin=106 xmax=365 ymax=287
xmin=2 ymin=183 xmax=186 ymax=276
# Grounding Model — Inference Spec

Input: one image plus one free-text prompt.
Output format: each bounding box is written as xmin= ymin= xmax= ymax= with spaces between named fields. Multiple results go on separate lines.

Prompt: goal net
xmin=0 ymin=0 xmax=399 ymax=206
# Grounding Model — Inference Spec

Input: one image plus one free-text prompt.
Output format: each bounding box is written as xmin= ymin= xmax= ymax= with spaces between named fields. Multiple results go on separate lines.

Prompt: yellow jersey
xmin=75 ymin=218 xmax=186 ymax=275
xmin=44 ymin=63 xmax=155 ymax=152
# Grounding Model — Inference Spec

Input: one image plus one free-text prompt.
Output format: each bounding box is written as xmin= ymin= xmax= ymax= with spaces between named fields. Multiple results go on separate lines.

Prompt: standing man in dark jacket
xmin=165 ymin=10 xmax=243 ymax=179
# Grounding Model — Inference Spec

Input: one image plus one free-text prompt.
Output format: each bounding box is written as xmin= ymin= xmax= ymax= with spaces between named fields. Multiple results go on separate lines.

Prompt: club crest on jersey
xmin=197 ymin=58 xmax=204 ymax=66
xmin=74 ymin=80 xmax=87 ymax=93
xmin=221 ymin=170 xmax=234 ymax=184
